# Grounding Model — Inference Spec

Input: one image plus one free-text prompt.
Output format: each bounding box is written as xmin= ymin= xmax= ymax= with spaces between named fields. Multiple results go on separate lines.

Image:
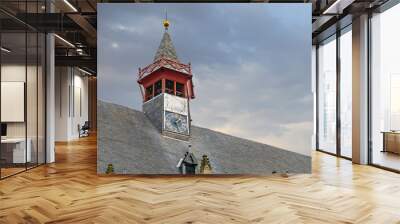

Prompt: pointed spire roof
xmin=154 ymin=31 xmax=179 ymax=62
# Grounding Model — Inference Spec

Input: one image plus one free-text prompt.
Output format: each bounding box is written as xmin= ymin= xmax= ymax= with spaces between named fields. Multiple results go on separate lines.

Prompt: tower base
xmin=162 ymin=130 xmax=190 ymax=141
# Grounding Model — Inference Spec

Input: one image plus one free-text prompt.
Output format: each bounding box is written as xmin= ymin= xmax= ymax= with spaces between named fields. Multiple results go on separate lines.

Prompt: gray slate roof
xmin=97 ymin=100 xmax=311 ymax=175
xmin=153 ymin=31 xmax=179 ymax=62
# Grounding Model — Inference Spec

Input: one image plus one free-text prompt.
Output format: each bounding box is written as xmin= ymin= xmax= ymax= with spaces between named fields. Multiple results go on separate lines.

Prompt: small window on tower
xmin=166 ymin=79 xmax=174 ymax=95
xmin=145 ymin=85 xmax=153 ymax=101
xmin=154 ymin=80 xmax=162 ymax=96
xmin=176 ymin=82 xmax=185 ymax=97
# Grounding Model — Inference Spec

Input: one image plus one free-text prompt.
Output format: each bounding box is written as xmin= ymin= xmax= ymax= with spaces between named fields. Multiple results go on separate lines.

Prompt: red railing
xmin=138 ymin=57 xmax=191 ymax=80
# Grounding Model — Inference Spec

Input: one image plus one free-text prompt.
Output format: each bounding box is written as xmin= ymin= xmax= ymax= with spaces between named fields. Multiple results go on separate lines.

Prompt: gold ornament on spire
xmin=163 ymin=19 xmax=169 ymax=30
xmin=163 ymin=10 xmax=169 ymax=30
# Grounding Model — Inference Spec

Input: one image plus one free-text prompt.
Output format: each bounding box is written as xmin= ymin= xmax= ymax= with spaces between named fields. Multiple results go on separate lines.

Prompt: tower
xmin=137 ymin=17 xmax=195 ymax=141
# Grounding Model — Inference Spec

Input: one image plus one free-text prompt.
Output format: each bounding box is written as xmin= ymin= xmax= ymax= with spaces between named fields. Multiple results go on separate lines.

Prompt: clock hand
xmin=171 ymin=118 xmax=179 ymax=131
xmin=176 ymin=119 xmax=181 ymax=132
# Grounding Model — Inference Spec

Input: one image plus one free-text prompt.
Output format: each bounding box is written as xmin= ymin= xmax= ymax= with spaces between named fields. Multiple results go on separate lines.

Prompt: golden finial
xmin=163 ymin=10 xmax=169 ymax=30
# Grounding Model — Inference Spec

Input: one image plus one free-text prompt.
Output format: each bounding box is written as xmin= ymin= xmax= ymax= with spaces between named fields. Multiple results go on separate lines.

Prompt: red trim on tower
xmin=138 ymin=66 xmax=195 ymax=100
xmin=138 ymin=58 xmax=191 ymax=81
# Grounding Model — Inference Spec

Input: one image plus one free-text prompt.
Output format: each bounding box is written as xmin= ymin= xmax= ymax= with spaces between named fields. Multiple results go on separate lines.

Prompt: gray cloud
xmin=98 ymin=3 xmax=312 ymax=155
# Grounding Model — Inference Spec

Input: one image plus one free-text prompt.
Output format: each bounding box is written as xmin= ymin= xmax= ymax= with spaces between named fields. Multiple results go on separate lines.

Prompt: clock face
xmin=165 ymin=111 xmax=189 ymax=134
xmin=164 ymin=94 xmax=188 ymax=115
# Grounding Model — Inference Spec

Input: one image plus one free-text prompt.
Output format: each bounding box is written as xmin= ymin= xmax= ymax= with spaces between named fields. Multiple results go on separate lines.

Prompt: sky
xmin=98 ymin=3 xmax=312 ymax=156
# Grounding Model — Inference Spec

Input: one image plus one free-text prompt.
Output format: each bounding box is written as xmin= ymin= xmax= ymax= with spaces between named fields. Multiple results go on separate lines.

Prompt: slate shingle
xmin=97 ymin=100 xmax=311 ymax=174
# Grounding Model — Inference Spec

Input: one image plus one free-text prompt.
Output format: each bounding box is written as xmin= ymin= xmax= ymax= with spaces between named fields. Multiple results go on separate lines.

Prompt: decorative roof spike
xmin=153 ymin=27 xmax=179 ymax=62
xmin=163 ymin=10 xmax=169 ymax=31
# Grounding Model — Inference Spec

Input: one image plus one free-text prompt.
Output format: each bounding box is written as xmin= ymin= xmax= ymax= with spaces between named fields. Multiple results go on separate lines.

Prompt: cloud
xmin=111 ymin=42 xmax=119 ymax=48
xmin=98 ymin=3 xmax=312 ymax=155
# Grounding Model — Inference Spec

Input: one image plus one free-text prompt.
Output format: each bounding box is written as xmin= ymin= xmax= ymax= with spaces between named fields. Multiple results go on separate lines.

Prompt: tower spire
xmin=154 ymin=11 xmax=178 ymax=61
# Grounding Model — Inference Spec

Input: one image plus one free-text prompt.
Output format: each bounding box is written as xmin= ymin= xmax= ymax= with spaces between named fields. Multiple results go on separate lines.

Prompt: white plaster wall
xmin=55 ymin=67 xmax=89 ymax=141
xmin=1 ymin=65 xmax=36 ymax=138
xmin=1 ymin=64 xmax=46 ymax=164
xmin=70 ymin=72 xmax=89 ymax=139
xmin=55 ymin=66 xmax=70 ymax=141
